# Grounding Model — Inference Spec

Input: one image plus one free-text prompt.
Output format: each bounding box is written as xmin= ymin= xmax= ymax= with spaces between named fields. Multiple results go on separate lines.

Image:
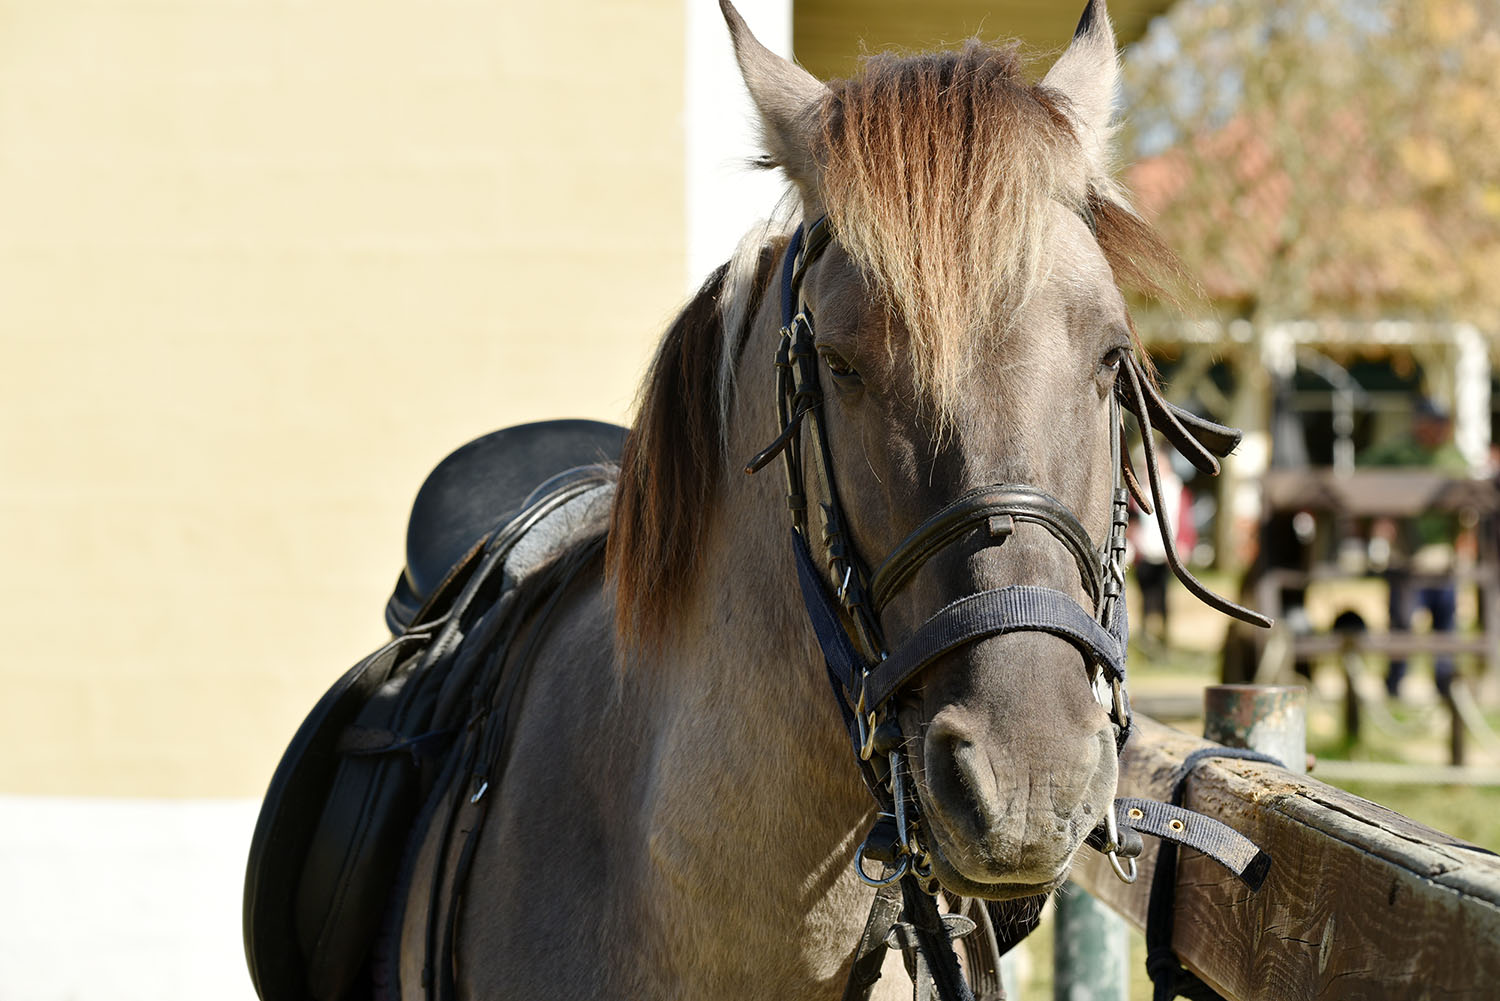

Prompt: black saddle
xmin=384 ymin=419 xmax=626 ymax=632
xmin=244 ymin=419 xmax=625 ymax=1001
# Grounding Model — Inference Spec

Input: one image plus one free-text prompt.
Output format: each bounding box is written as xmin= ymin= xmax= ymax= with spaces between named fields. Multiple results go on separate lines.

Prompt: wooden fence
xmin=1070 ymin=715 xmax=1500 ymax=999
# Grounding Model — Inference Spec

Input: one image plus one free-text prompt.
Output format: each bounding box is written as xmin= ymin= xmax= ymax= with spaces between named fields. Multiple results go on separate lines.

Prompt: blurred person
xmin=1360 ymin=398 xmax=1468 ymax=698
xmin=1129 ymin=452 xmax=1195 ymax=650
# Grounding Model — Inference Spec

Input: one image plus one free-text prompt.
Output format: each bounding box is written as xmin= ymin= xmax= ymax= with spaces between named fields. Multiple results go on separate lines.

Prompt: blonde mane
xmin=820 ymin=41 xmax=1182 ymax=420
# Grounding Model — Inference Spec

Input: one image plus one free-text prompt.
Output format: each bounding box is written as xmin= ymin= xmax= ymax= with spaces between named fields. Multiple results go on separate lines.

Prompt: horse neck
xmin=634 ymin=336 xmax=877 ymax=985
xmin=647 ymin=434 xmax=873 ymax=844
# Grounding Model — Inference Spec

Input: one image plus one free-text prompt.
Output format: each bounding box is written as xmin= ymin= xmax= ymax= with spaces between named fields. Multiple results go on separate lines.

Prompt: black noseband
xmin=869 ymin=483 xmax=1108 ymax=614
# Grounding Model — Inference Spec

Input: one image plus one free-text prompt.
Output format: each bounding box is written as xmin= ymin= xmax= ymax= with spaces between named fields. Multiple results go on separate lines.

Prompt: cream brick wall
xmin=0 ymin=0 xmax=685 ymax=796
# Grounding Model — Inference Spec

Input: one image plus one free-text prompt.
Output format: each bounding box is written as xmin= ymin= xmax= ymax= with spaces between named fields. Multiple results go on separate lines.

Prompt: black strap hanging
xmin=1144 ymin=748 xmax=1281 ymax=1001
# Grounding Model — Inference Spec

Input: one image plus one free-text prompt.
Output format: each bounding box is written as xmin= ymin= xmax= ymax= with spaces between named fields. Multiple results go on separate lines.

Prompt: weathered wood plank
xmin=1309 ymin=761 xmax=1500 ymax=787
xmin=1073 ymin=716 xmax=1500 ymax=1000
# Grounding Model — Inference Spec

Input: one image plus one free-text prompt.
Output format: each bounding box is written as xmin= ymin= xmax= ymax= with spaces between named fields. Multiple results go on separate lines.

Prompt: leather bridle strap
xmin=1119 ymin=358 xmax=1272 ymax=629
xmin=869 ymin=484 xmax=1105 ymax=615
xmin=865 ymin=584 xmax=1126 ymax=711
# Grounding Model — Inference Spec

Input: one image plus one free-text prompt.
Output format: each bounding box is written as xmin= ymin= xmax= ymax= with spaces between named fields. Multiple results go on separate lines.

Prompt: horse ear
xmin=720 ymin=0 xmax=828 ymax=196
xmin=1041 ymin=0 xmax=1119 ymax=177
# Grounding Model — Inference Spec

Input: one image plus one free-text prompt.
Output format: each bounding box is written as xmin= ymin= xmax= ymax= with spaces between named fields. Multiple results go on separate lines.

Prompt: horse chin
xmin=923 ymin=832 xmax=1073 ymax=901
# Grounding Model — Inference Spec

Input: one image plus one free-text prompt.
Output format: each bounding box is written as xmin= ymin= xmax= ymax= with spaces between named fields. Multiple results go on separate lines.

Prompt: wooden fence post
xmin=1052 ymin=884 xmax=1128 ymax=1001
xmin=1069 ymin=713 xmax=1500 ymax=998
xmin=1203 ymin=684 xmax=1306 ymax=774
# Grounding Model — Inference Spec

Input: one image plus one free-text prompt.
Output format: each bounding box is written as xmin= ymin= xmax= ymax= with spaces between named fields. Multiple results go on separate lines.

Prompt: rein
xmin=746 ymin=218 xmax=1273 ymax=1001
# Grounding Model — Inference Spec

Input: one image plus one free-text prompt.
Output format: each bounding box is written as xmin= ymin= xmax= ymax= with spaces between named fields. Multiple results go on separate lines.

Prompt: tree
xmin=1116 ymin=0 xmax=1500 ymax=569
xmin=1123 ymin=0 xmax=1500 ymax=326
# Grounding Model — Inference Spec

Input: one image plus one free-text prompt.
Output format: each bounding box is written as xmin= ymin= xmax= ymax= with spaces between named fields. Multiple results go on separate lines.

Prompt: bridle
xmin=746 ymin=216 xmax=1273 ymax=1001
xmin=748 ymin=214 xmax=1136 ymax=878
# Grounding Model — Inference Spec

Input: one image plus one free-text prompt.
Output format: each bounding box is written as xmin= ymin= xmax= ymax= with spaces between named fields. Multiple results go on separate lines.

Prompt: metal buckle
xmin=836 ymin=565 xmax=853 ymax=601
xmin=1101 ymin=802 xmax=1138 ymax=884
xmin=855 ymin=674 xmax=880 ymax=761
xmin=855 ymin=842 xmax=910 ymax=887
xmin=1111 ymin=677 xmax=1128 ymax=728
xmin=856 ymin=749 xmax=934 ymax=888
xmin=1108 ymin=853 xmax=1138 ymax=884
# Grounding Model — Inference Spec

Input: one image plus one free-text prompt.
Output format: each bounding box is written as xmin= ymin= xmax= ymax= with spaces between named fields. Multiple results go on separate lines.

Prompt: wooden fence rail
xmin=1070 ymin=716 xmax=1500 ymax=999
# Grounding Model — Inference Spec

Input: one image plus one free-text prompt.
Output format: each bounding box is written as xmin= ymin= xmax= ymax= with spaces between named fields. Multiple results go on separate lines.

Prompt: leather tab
xmin=862 ymin=816 xmax=905 ymax=865
xmin=1112 ymin=796 xmax=1272 ymax=891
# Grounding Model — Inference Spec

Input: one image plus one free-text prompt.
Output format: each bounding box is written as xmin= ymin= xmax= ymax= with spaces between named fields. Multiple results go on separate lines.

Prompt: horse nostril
xmin=924 ymin=719 xmax=1004 ymax=837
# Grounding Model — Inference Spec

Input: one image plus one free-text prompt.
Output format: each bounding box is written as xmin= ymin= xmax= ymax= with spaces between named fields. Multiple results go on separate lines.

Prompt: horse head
xmin=723 ymin=0 xmax=1156 ymax=900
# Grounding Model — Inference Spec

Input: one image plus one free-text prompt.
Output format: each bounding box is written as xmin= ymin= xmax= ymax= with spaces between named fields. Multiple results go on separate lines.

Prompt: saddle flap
xmin=243 ymin=633 xmax=426 ymax=1001
xmin=295 ymin=666 xmax=447 ymax=1001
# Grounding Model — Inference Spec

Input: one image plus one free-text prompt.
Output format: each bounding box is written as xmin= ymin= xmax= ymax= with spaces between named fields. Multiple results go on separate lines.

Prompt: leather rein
xmin=745 ymin=217 xmax=1273 ymax=1001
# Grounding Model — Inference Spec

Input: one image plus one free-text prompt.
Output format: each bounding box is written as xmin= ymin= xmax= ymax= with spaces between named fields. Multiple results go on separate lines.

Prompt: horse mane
xmin=819 ymin=41 xmax=1187 ymax=421
xmin=607 ymin=241 xmax=779 ymax=648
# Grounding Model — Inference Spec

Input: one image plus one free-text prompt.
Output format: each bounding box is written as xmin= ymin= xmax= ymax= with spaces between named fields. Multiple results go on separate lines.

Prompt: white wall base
xmin=0 ymin=797 xmax=260 ymax=1001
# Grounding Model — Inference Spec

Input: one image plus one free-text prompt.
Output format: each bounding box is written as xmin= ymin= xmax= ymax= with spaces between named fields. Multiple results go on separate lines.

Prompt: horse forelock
xmin=607 ymin=236 xmax=780 ymax=649
xmin=819 ymin=40 xmax=1184 ymax=422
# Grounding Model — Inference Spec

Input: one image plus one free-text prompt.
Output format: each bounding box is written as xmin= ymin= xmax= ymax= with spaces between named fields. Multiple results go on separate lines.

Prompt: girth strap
xmin=864 ymin=586 xmax=1126 ymax=713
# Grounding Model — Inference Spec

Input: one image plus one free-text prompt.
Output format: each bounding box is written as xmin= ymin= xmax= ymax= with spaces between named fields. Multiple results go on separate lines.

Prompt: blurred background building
xmin=1119 ymin=0 xmax=1500 ymax=571
xmin=4 ymin=1 xmax=1497 ymax=998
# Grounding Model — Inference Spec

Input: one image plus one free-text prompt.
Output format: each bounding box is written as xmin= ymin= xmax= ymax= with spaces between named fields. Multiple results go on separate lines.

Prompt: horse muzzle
xmin=904 ymin=636 xmax=1120 ymax=897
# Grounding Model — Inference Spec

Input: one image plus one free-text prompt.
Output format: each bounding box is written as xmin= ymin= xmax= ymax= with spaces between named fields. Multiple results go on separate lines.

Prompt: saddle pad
xmin=245 ymin=451 xmax=618 ymax=1001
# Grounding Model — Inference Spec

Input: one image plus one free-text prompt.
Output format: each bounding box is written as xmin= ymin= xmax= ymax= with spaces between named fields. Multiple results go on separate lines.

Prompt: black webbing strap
xmin=865 ymin=585 xmax=1126 ymax=712
xmin=1145 ymin=748 xmax=1282 ymax=1001
xmin=793 ymin=529 xmax=875 ymax=770
xmin=899 ymin=876 xmax=977 ymax=1001
xmin=953 ymin=897 xmax=1007 ymax=1001
xmin=1096 ymin=798 xmax=1270 ymax=889
xmin=793 ymin=529 xmax=863 ymax=692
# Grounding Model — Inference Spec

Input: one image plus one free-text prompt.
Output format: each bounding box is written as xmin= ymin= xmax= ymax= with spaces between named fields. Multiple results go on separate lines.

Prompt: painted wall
xmin=0 ymin=0 xmax=687 ymax=799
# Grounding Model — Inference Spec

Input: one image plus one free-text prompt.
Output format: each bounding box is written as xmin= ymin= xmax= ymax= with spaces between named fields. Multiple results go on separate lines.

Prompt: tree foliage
xmin=1120 ymin=0 xmax=1500 ymax=327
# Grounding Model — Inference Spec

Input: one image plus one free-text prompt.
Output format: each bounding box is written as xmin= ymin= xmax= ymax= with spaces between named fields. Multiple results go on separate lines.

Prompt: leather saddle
xmin=244 ymin=419 xmax=626 ymax=1001
xmin=384 ymin=419 xmax=626 ymax=632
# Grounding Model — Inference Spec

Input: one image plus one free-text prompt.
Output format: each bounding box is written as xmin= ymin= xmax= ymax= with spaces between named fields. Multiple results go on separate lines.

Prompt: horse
xmin=346 ymin=3 xmax=1264 ymax=998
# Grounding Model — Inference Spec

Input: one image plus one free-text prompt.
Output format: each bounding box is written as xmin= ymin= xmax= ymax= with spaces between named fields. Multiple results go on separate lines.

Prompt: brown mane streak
xmin=819 ymin=40 xmax=1087 ymax=424
xmin=814 ymin=40 xmax=1192 ymax=422
xmin=608 ymin=247 xmax=775 ymax=649
xmin=1087 ymin=188 xmax=1199 ymax=313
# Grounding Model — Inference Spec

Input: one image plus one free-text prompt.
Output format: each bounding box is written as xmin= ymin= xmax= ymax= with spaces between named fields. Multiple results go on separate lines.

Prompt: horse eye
xmin=820 ymin=349 xmax=859 ymax=380
xmin=1101 ymin=347 xmax=1128 ymax=373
